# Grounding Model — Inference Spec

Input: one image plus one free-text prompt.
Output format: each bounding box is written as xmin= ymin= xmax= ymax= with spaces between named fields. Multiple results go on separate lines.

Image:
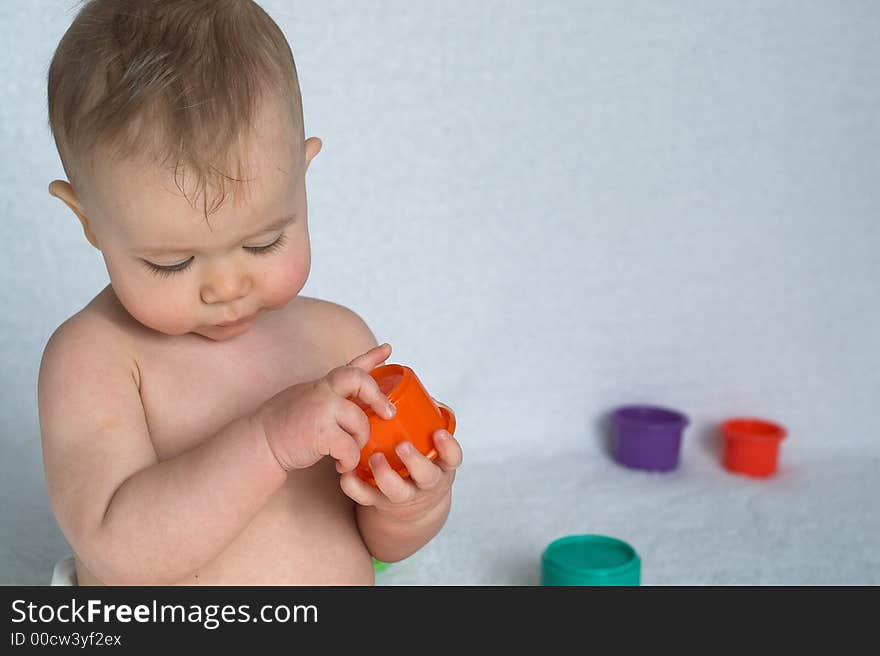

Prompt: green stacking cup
xmin=541 ymin=534 xmax=641 ymax=586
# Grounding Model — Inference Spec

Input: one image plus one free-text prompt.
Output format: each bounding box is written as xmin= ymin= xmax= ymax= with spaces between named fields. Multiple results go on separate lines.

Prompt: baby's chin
xmin=192 ymin=320 xmax=255 ymax=341
xmin=130 ymin=316 xmax=256 ymax=342
xmin=193 ymin=307 xmax=279 ymax=341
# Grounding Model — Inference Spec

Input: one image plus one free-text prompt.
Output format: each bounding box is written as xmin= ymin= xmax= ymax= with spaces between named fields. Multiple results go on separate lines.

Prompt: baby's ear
xmin=48 ymin=180 xmax=100 ymax=249
xmin=304 ymin=137 xmax=322 ymax=172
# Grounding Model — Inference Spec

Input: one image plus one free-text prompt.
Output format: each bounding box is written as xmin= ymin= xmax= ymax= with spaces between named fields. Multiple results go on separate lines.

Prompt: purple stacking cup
xmin=611 ymin=405 xmax=689 ymax=471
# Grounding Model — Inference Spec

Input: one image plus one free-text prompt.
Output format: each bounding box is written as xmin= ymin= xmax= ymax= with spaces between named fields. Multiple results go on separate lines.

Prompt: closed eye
xmin=142 ymin=257 xmax=193 ymax=278
xmin=244 ymin=232 xmax=287 ymax=255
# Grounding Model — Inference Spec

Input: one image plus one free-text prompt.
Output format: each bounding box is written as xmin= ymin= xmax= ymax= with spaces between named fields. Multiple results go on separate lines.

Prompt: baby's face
xmin=80 ymin=101 xmax=315 ymax=341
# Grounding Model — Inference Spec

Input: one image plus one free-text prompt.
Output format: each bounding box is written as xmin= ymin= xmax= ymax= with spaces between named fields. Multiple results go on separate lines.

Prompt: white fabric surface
xmin=50 ymin=555 xmax=76 ymax=586
xmin=376 ymin=446 xmax=880 ymax=585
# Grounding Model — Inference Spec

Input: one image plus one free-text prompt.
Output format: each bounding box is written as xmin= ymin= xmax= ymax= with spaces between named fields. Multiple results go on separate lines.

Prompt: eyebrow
xmin=133 ymin=215 xmax=296 ymax=258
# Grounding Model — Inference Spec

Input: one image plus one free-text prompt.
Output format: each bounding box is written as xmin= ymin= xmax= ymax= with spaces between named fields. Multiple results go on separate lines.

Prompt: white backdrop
xmin=1 ymin=1 xmax=877 ymax=584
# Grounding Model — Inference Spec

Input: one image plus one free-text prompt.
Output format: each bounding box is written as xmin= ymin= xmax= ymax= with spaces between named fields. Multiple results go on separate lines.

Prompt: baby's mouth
xmin=215 ymin=312 xmax=259 ymax=328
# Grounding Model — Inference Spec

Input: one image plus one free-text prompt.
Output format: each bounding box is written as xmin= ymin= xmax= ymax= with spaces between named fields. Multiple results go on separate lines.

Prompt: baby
xmin=38 ymin=0 xmax=462 ymax=585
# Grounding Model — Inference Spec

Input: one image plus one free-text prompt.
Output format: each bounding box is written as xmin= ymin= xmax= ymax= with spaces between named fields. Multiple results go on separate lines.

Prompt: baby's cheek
xmin=116 ymin=279 xmax=194 ymax=335
xmin=265 ymin=250 xmax=310 ymax=308
xmin=149 ymin=297 xmax=195 ymax=335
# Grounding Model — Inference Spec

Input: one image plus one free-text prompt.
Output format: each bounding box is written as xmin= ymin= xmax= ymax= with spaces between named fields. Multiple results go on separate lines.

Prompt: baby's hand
xmin=339 ymin=428 xmax=463 ymax=521
xmin=256 ymin=344 xmax=396 ymax=472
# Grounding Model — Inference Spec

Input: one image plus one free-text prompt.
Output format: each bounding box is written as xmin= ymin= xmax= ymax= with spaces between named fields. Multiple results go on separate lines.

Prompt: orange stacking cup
xmin=354 ymin=364 xmax=456 ymax=486
xmin=721 ymin=418 xmax=787 ymax=477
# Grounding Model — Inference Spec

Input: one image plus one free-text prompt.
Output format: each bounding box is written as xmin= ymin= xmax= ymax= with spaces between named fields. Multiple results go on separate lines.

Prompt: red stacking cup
xmin=721 ymin=418 xmax=787 ymax=477
xmin=352 ymin=364 xmax=455 ymax=486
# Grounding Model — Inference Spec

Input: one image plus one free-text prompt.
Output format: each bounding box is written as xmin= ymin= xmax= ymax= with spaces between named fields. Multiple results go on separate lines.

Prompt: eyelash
xmin=143 ymin=233 xmax=288 ymax=278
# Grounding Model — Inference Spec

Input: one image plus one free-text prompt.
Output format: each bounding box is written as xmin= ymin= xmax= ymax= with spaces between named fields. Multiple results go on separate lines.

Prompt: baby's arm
xmin=38 ymin=318 xmax=287 ymax=585
xmin=354 ymin=479 xmax=455 ymax=563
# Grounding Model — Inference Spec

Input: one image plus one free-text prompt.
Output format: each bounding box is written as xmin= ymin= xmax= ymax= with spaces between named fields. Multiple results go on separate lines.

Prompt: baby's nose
xmin=200 ymin=267 xmax=253 ymax=304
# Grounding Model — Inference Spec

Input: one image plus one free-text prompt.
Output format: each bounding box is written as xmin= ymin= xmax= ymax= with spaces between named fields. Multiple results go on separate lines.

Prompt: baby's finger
xmin=323 ymin=428 xmax=361 ymax=474
xmin=394 ymin=442 xmax=443 ymax=490
xmin=335 ymin=399 xmax=371 ymax=449
xmin=369 ymin=453 xmax=416 ymax=504
xmin=339 ymin=471 xmax=383 ymax=507
xmin=347 ymin=343 xmax=392 ymax=372
xmin=432 ymin=430 xmax=463 ymax=472
xmin=327 ymin=366 xmax=396 ymax=420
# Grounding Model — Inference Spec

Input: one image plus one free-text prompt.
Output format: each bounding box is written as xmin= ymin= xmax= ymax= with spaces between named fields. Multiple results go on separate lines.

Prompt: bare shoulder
xmin=38 ymin=288 xmax=146 ymax=456
xmin=287 ymin=295 xmax=382 ymax=364
xmin=39 ymin=287 xmax=141 ymax=393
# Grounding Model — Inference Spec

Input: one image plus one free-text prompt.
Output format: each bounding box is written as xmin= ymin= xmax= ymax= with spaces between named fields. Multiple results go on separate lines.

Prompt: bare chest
xmin=135 ymin=319 xmax=341 ymax=460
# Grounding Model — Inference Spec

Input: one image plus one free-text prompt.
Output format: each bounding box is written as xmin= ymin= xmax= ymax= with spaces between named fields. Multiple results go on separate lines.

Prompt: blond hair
xmin=47 ymin=0 xmax=304 ymax=217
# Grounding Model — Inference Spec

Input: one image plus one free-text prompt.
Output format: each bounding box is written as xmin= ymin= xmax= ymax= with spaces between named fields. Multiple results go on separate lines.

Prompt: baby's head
xmin=47 ymin=0 xmax=321 ymax=340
